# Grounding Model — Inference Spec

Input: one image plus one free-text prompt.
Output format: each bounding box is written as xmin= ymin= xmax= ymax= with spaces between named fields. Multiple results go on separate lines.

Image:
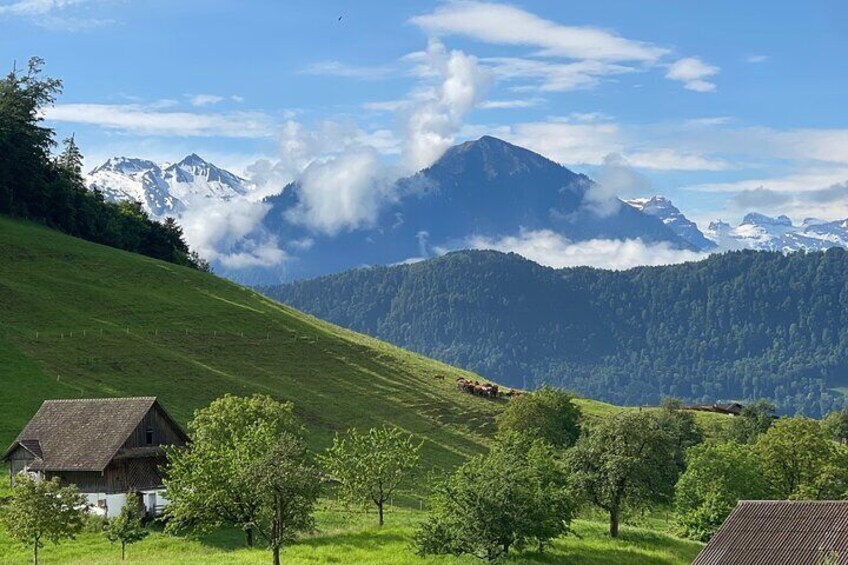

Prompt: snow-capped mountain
xmin=705 ymin=213 xmax=848 ymax=251
xmin=87 ymin=154 xmax=251 ymax=218
xmin=625 ymin=195 xmax=716 ymax=251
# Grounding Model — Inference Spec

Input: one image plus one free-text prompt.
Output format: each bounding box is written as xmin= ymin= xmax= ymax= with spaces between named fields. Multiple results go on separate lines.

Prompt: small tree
xmin=755 ymin=416 xmax=848 ymax=499
xmin=415 ymin=432 xmax=576 ymax=561
xmin=674 ymin=442 xmax=767 ymax=541
xmin=569 ymin=411 xmax=676 ymax=538
xmin=105 ymin=495 xmax=148 ymax=560
xmin=164 ymin=394 xmax=301 ymax=546
xmin=320 ymin=426 xmax=421 ymax=526
xmin=724 ymin=400 xmax=776 ymax=444
xmin=497 ymin=386 xmax=582 ymax=449
xmin=656 ymin=398 xmax=705 ymax=474
xmin=249 ymin=433 xmax=321 ymax=565
xmin=822 ymin=409 xmax=848 ymax=444
xmin=0 ymin=475 xmax=86 ymax=565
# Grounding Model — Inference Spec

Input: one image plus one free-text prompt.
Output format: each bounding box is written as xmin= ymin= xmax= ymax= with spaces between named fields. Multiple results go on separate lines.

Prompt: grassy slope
xmin=0 ymin=217 xmax=711 ymax=563
xmin=0 ymin=217 xmax=503 ymax=474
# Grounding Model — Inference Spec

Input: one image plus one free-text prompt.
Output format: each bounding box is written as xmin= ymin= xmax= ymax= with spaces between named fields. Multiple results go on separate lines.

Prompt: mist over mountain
xmin=87 ymin=136 xmax=848 ymax=285
xmin=254 ymin=136 xmax=693 ymax=283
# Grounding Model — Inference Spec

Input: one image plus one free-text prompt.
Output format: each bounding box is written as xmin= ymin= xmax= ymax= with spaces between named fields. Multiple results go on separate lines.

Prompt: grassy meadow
xmin=0 ymin=217 xmax=722 ymax=563
xmin=0 ymin=507 xmax=702 ymax=565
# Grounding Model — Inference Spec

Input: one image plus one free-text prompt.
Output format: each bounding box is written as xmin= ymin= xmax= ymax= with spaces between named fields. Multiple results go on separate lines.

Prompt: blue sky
xmin=3 ymin=0 xmax=848 ymax=228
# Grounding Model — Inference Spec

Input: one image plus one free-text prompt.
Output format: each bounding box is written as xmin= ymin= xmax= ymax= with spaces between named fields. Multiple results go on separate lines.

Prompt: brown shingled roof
xmin=2 ymin=397 xmax=160 ymax=472
xmin=693 ymin=500 xmax=848 ymax=565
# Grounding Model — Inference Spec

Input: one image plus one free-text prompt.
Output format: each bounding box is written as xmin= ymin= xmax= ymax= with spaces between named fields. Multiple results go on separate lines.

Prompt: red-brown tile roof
xmin=693 ymin=500 xmax=848 ymax=565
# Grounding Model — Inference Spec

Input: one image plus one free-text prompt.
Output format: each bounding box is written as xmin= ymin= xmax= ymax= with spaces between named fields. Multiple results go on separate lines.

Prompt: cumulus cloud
xmin=285 ymin=148 xmax=396 ymax=235
xmin=666 ymin=57 xmax=720 ymax=92
xmin=402 ymin=40 xmax=487 ymax=170
xmin=584 ymin=153 xmax=651 ymax=217
xmin=44 ymin=103 xmax=276 ymax=138
xmin=179 ymin=196 xmax=287 ymax=269
xmin=468 ymin=229 xmax=706 ymax=270
xmin=410 ymin=1 xmax=667 ymax=62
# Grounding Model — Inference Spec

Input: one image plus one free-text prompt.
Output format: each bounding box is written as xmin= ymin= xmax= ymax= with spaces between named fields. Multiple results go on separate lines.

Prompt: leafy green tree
xmin=105 ymin=495 xmax=148 ymax=561
xmin=674 ymin=442 xmax=767 ymax=541
xmin=725 ymin=400 xmax=776 ymax=444
xmin=0 ymin=475 xmax=86 ymax=565
xmin=569 ymin=411 xmax=676 ymax=538
xmin=415 ymin=432 xmax=576 ymax=561
xmin=656 ymin=398 xmax=705 ymax=473
xmin=320 ymin=426 xmax=421 ymax=527
xmin=497 ymin=386 xmax=581 ymax=449
xmin=164 ymin=394 xmax=301 ymax=546
xmin=755 ymin=417 xmax=848 ymax=499
xmin=822 ymin=409 xmax=848 ymax=444
xmin=249 ymin=432 xmax=321 ymax=565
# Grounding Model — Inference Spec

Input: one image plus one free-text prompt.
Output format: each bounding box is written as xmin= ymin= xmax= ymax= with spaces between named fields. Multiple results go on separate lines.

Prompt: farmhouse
xmin=693 ymin=500 xmax=848 ymax=564
xmin=2 ymin=397 xmax=188 ymax=517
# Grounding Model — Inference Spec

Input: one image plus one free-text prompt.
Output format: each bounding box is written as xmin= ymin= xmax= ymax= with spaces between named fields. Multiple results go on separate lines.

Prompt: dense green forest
xmin=265 ymin=249 xmax=848 ymax=416
xmin=0 ymin=58 xmax=206 ymax=270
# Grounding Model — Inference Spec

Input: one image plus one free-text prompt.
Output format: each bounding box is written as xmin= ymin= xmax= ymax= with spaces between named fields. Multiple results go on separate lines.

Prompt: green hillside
xmin=0 ymin=216 xmax=505 ymax=472
xmin=266 ymin=248 xmax=848 ymax=417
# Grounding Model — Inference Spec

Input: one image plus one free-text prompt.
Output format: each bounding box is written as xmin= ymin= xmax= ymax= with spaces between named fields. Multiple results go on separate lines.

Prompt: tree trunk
xmin=272 ymin=546 xmax=281 ymax=565
xmin=33 ymin=539 xmax=38 ymax=565
xmin=246 ymin=528 xmax=254 ymax=547
xmin=378 ymin=501 xmax=384 ymax=527
xmin=610 ymin=509 xmax=620 ymax=538
xmin=122 ymin=541 xmax=126 ymax=561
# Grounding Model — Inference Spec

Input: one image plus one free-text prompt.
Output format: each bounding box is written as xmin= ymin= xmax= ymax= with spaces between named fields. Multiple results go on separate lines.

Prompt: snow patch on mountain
xmin=704 ymin=213 xmax=848 ymax=251
xmin=87 ymin=154 xmax=252 ymax=218
xmin=625 ymin=195 xmax=716 ymax=251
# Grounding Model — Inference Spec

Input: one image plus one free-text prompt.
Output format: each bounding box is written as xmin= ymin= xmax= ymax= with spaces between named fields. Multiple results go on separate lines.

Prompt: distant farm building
xmin=693 ymin=500 xmax=848 ymax=564
xmin=684 ymin=402 xmax=745 ymax=416
xmin=2 ymin=397 xmax=188 ymax=517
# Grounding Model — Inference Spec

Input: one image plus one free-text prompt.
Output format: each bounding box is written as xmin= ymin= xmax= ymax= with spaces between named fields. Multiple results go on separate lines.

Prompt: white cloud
xmin=179 ymin=196 xmax=287 ymax=269
xmin=468 ymin=229 xmax=706 ymax=270
xmin=482 ymin=56 xmax=635 ymax=92
xmin=410 ymin=1 xmax=667 ymax=62
xmin=666 ymin=57 xmax=720 ymax=92
xmin=507 ymin=119 xmax=623 ymax=166
xmin=402 ymin=40 xmax=488 ymax=170
xmin=745 ymin=54 xmax=769 ymax=63
xmin=301 ymin=60 xmax=394 ymax=80
xmin=478 ymin=98 xmax=544 ymax=109
xmin=0 ymin=0 xmax=112 ymax=29
xmin=285 ymin=148 xmax=395 ymax=235
xmin=625 ymin=149 xmax=730 ymax=171
xmin=43 ymin=103 xmax=276 ymax=138
xmin=585 ymin=153 xmax=651 ymax=216
xmin=187 ymin=94 xmax=225 ymax=107
xmin=494 ymin=118 xmax=732 ymax=171
xmin=686 ymin=167 xmax=848 ymax=194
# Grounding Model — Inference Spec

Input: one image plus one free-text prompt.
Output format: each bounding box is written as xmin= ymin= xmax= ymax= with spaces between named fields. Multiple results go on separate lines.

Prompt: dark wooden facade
xmin=4 ymin=397 xmax=188 ymax=494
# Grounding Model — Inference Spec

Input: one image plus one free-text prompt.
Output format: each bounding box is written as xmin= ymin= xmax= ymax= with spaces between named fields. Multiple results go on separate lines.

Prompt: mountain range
xmin=86 ymin=137 xmax=848 ymax=282
xmin=87 ymin=154 xmax=252 ymax=217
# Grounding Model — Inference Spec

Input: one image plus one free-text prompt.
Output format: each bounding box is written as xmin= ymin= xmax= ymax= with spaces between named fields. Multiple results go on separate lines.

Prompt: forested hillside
xmin=265 ymin=249 xmax=848 ymax=416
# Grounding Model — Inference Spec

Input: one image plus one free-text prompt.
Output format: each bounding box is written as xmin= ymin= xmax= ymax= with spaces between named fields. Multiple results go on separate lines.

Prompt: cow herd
xmin=454 ymin=377 xmax=523 ymax=400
